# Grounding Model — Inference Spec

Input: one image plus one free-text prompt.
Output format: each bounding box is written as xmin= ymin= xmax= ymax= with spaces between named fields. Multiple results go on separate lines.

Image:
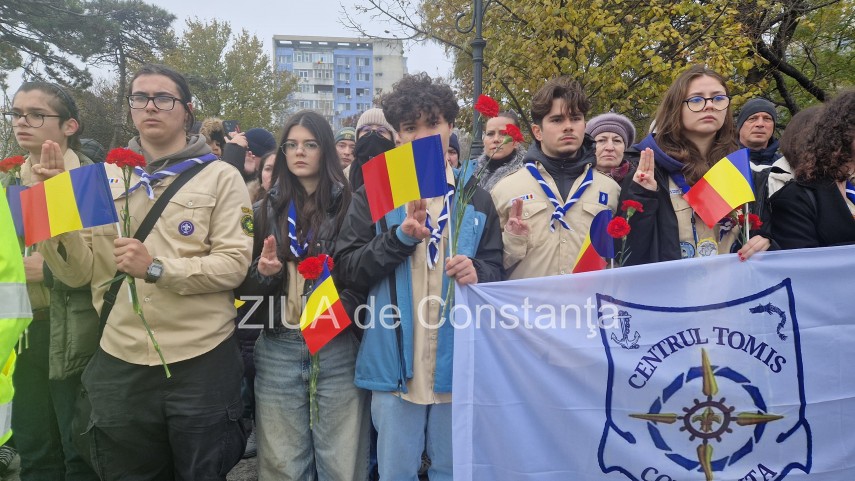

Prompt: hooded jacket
xmin=334 ymin=176 xmax=503 ymax=394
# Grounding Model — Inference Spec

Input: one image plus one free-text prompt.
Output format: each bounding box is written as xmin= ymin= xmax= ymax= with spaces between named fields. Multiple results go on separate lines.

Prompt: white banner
xmin=453 ymin=246 xmax=855 ymax=481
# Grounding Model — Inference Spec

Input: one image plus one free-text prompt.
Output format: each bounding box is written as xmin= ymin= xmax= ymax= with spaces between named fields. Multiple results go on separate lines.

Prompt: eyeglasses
xmin=127 ymin=95 xmax=181 ymax=111
xmin=358 ymin=125 xmax=391 ymax=137
xmin=281 ymin=140 xmax=320 ymax=154
xmin=2 ymin=111 xmax=64 ymax=128
xmin=682 ymin=95 xmax=731 ymax=112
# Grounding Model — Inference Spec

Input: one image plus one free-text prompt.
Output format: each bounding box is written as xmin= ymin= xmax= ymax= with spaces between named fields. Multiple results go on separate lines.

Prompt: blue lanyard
xmin=288 ymin=201 xmax=308 ymax=258
xmin=525 ymin=162 xmax=594 ymax=231
xmin=424 ymin=188 xmax=454 ymax=269
xmin=671 ymin=174 xmax=700 ymax=251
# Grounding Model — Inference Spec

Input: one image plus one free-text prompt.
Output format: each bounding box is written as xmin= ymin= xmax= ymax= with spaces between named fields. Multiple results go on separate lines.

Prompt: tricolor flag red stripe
xmin=572 ymin=209 xmax=612 ymax=273
xmin=684 ymin=149 xmax=755 ymax=228
xmin=362 ymin=134 xmax=448 ymax=222
xmin=299 ymin=263 xmax=352 ymax=355
xmin=19 ymin=163 xmax=118 ymax=246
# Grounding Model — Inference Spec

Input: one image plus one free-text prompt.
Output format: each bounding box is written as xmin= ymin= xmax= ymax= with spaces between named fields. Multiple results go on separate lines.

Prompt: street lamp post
xmin=456 ymin=0 xmax=493 ymax=160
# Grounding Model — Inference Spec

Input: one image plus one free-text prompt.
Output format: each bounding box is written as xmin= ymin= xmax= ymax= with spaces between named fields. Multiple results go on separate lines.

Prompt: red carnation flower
xmin=297 ymin=255 xmax=335 ymax=281
xmin=318 ymin=254 xmax=334 ymax=271
xmin=298 ymin=257 xmax=324 ymax=280
xmin=737 ymin=213 xmax=763 ymax=230
xmin=620 ymin=200 xmax=644 ymax=214
xmin=505 ymin=124 xmax=524 ymax=143
xmin=0 ymin=155 xmax=25 ymax=173
xmin=474 ymin=95 xmax=500 ymax=118
xmin=105 ymin=148 xmax=146 ymax=169
xmin=607 ymin=217 xmax=631 ymax=239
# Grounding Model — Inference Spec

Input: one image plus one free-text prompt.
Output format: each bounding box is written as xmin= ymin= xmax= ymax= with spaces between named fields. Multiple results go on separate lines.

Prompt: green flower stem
xmin=120 ymin=167 xmax=171 ymax=378
xmin=127 ymin=276 xmax=171 ymax=378
xmin=440 ymin=136 xmax=511 ymax=323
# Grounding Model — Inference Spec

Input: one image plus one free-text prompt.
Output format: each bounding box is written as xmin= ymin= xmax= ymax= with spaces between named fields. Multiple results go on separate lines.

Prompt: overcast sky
xmin=145 ymin=0 xmax=453 ymax=76
xmin=5 ymin=0 xmax=453 ymax=93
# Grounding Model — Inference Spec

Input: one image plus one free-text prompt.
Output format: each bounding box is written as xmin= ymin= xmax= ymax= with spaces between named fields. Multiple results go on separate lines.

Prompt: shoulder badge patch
xmin=241 ymin=214 xmax=254 ymax=237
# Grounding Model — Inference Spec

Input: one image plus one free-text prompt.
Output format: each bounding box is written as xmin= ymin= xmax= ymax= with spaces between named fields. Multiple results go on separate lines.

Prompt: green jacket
xmin=44 ymin=268 xmax=100 ymax=379
xmin=42 ymin=151 xmax=101 ymax=379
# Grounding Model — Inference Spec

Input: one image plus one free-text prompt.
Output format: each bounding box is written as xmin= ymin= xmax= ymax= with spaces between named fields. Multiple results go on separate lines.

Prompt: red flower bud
xmin=474 ymin=95 xmax=500 ymax=118
xmin=105 ymin=148 xmax=146 ymax=169
xmin=607 ymin=217 xmax=631 ymax=238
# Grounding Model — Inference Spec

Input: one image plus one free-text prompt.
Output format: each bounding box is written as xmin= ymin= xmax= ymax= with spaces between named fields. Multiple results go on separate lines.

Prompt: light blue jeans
xmin=371 ymin=391 xmax=452 ymax=481
xmin=255 ymin=327 xmax=370 ymax=481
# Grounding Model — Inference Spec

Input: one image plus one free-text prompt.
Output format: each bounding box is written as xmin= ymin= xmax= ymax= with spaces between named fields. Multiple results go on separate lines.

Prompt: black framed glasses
xmin=126 ymin=95 xmax=181 ymax=111
xmin=682 ymin=95 xmax=731 ymax=112
xmin=2 ymin=111 xmax=64 ymax=128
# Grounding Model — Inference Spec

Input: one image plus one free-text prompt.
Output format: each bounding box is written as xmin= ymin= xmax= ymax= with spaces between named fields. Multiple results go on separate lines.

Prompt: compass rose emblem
xmin=629 ymin=349 xmax=783 ymax=481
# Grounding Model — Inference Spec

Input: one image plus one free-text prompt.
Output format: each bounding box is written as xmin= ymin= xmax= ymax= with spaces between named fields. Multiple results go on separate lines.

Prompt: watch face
xmin=146 ymin=260 xmax=163 ymax=282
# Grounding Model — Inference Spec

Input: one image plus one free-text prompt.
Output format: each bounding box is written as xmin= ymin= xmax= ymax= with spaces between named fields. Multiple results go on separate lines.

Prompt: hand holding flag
xmin=683 ymin=149 xmax=755 ymax=228
xmin=362 ymin=134 xmax=448 ymax=222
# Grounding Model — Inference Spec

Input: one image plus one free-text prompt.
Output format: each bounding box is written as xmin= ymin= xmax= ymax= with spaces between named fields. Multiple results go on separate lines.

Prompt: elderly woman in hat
xmin=585 ymin=112 xmax=636 ymax=183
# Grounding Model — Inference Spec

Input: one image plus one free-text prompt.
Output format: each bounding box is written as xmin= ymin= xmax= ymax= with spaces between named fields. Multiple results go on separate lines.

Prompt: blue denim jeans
xmin=255 ymin=327 xmax=370 ymax=481
xmin=371 ymin=392 xmax=452 ymax=481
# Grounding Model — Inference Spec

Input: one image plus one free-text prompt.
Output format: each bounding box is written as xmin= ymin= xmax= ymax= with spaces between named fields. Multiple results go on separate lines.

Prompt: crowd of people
xmin=2 ymin=61 xmax=854 ymax=481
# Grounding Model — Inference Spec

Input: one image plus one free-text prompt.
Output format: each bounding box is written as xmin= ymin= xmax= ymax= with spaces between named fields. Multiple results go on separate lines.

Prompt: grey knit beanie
xmin=736 ymin=98 xmax=777 ymax=132
xmin=356 ymin=108 xmax=396 ymax=136
xmin=585 ymin=113 xmax=635 ymax=147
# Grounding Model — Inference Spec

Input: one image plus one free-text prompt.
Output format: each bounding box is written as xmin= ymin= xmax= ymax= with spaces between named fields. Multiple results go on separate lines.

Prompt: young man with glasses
xmin=36 ymin=64 xmax=253 ymax=480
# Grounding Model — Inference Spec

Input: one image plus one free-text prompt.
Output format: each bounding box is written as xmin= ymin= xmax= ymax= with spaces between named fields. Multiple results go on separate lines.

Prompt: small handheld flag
xmin=299 ymin=263 xmax=352 ymax=355
xmin=362 ymin=134 xmax=448 ymax=222
xmin=683 ymin=149 xmax=755 ymax=228
xmin=572 ymin=209 xmax=612 ymax=273
xmin=19 ymin=163 xmax=119 ymax=246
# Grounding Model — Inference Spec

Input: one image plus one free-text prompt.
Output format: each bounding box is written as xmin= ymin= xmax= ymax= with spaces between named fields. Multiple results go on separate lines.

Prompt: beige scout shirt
xmin=491 ymin=163 xmax=620 ymax=280
xmin=39 ymin=150 xmax=253 ymax=366
xmin=399 ymin=167 xmax=455 ymax=405
xmin=666 ymin=179 xmax=741 ymax=258
xmin=22 ymin=149 xmax=83 ymax=311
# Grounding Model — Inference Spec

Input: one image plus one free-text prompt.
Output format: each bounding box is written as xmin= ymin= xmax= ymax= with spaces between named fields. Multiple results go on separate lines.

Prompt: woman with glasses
xmin=618 ymin=65 xmax=770 ymax=265
xmin=4 ymin=82 xmax=100 ymax=481
xmin=35 ymin=64 xmax=252 ymax=480
xmin=236 ymin=110 xmax=369 ymax=480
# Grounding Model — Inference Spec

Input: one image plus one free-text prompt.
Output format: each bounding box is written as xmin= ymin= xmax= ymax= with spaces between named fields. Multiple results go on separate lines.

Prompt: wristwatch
xmin=144 ymin=258 xmax=164 ymax=284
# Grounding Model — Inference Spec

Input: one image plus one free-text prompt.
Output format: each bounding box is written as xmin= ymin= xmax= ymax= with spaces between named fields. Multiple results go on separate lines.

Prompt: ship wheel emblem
xmin=629 ymin=349 xmax=784 ymax=480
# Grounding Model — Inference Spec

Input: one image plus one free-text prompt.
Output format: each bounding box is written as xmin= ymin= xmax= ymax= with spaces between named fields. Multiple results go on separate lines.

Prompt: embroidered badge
xmin=241 ymin=206 xmax=252 ymax=215
xmin=508 ymin=193 xmax=535 ymax=206
xmin=241 ymin=214 xmax=254 ymax=237
xmin=108 ymin=178 xmax=121 ymax=184
xmin=680 ymin=241 xmax=695 ymax=259
xmin=669 ymin=188 xmax=683 ymax=196
xmin=599 ymin=191 xmax=609 ymax=205
xmin=178 ymin=220 xmax=195 ymax=236
xmin=697 ymin=237 xmax=718 ymax=257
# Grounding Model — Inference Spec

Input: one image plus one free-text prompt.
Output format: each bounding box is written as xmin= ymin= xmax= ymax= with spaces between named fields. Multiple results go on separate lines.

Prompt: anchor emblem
xmin=610 ymin=310 xmax=640 ymax=349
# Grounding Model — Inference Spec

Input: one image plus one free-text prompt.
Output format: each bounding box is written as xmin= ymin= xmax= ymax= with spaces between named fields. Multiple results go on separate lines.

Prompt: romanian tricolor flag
xmin=572 ymin=209 xmax=612 ymax=273
xmin=362 ymin=134 xmax=448 ymax=222
xmin=684 ymin=149 xmax=755 ymax=228
xmin=19 ymin=163 xmax=118 ymax=246
xmin=299 ymin=263 xmax=352 ymax=355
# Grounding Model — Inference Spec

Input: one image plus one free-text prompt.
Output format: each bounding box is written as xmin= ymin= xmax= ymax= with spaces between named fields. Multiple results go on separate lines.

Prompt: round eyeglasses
xmin=281 ymin=140 xmax=320 ymax=154
xmin=2 ymin=111 xmax=64 ymax=128
xmin=682 ymin=95 xmax=731 ymax=112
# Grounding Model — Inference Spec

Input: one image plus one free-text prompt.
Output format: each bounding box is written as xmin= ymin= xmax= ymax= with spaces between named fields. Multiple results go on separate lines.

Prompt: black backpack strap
xmin=99 ymin=161 xmax=211 ymax=329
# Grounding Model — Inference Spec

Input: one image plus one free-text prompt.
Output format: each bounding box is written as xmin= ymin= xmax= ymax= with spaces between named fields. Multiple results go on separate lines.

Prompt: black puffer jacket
xmin=234 ymin=183 xmax=360 ymax=373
